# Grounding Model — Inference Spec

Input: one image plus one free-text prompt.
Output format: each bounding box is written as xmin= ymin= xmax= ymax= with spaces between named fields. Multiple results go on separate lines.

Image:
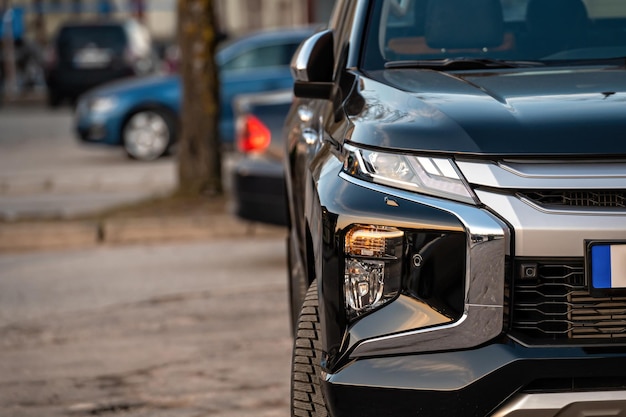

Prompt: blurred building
xmin=4 ymin=0 xmax=335 ymax=44
xmin=216 ymin=0 xmax=334 ymax=35
xmin=1 ymin=0 xmax=333 ymax=95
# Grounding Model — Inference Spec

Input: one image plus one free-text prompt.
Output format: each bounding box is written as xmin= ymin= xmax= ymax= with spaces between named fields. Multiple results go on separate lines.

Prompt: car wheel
xmin=291 ymin=279 xmax=329 ymax=417
xmin=123 ymin=109 xmax=175 ymax=161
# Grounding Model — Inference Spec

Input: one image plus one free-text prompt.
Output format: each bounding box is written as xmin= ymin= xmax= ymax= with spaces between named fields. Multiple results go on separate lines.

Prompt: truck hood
xmin=348 ymin=66 xmax=626 ymax=156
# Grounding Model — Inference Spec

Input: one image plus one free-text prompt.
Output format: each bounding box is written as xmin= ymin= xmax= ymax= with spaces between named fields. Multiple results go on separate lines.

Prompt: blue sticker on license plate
xmin=588 ymin=242 xmax=626 ymax=293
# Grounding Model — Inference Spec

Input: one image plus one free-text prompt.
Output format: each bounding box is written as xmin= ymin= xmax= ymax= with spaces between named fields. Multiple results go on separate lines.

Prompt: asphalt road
xmin=0 ymin=104 xmax=292 ymax=416
xmin=0 ymin=238 xmax=291 ymax=417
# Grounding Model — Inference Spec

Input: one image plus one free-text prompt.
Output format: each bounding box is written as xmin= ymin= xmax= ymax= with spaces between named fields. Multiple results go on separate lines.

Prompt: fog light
xmin=345 ymin=225 xmax=403 ymax=318
xmin=345 ymin=259 xmax=385 ymax=312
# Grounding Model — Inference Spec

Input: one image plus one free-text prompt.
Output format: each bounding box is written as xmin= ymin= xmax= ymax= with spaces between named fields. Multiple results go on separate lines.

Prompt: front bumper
xmin=311 ymin=156 xmax=626 ymax=416
xmin=76 ymin=123 xmax=113 ymax=143
xmin=323 ymin=341 xmax=626 ymax=417
xmin=74 ymin=101 xmax=124 ymax=145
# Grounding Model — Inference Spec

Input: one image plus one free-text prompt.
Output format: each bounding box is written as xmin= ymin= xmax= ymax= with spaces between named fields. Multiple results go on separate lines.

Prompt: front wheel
xmin=291 ymin=280 xmax=329 ymax=417
xmin=123 ymin=109 xmax=175 ymax=161
xmin=288 ymin=234 xmax=308 ymax=334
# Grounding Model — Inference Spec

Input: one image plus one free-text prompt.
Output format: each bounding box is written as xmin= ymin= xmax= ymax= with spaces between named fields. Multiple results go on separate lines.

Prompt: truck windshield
xmin=362 ymin=0 xmax=626 ymax=70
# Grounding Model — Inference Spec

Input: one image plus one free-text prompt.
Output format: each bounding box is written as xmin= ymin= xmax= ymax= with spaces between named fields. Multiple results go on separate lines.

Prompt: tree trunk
xmin=177 ymin=0 xmax=222 ymax=196
xmin=32 ymin=0 xmax=46 ymax=45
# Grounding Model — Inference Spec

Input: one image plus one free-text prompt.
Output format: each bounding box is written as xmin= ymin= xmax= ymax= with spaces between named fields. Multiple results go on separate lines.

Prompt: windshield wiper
xmin=385 ymin=58 xmax=545 ymax=70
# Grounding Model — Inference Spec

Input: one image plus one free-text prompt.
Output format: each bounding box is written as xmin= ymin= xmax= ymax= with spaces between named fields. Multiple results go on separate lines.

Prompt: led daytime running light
xmin=346 ymin=146 xmax=476 ymax=204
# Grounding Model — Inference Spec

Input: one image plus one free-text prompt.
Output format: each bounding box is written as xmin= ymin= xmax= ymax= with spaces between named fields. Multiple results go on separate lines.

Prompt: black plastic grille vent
xmin=520 ymin=190 xmax=626 ymax=209
xmin=512 ymin=259 xmax=626 ymax=343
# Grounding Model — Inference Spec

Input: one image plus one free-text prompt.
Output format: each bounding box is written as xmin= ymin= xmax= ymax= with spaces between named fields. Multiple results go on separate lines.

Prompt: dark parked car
xmin=74 ymin=27 xmax=313 ymax=160
xmin=285 ymin=0 xmax=626 ymax=416
xmin=45 ymin=19 xmax=156 ymax=106
xmin=231 ymin=90 xmax=292 ymax=226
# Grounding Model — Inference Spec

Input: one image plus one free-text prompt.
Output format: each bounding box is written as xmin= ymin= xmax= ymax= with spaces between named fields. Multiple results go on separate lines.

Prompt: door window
xmin=222 ymin=42 xmax=301 ymax=71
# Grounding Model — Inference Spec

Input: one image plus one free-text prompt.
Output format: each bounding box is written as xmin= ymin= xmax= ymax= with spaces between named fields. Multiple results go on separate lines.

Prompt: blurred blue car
xmin=74 ymin=27 xmax=313 ymax=161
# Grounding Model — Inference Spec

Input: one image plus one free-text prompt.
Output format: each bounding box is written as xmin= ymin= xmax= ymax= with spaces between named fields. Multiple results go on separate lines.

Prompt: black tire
xmin=288 ymin=235 xmax=308 ymax=334
xmin=291 ymin=280 xmax=329 ymax=417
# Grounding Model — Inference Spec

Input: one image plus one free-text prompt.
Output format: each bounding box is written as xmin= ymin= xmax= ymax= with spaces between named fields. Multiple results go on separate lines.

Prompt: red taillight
xmin=237 ymin=114 xmax=271 ymax=153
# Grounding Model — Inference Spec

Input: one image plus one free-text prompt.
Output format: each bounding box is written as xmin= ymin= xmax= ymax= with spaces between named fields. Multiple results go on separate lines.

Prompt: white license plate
xmin=73 ymin=48 xmax=112 ymax=68
xmin=588 ymin=242 xmax=626 ymax=294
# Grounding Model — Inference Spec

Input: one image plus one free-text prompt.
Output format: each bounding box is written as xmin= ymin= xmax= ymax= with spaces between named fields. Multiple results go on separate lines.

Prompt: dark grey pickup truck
xmin=283 ymin=0 xmax=626 ymax=416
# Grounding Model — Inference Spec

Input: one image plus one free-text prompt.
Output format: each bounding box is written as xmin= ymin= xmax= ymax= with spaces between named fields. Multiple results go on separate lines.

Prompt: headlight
xmin=343 ymin=145 xmax=477 ymax=205
xmin=89 ymin=96 xmax=117 ymax=113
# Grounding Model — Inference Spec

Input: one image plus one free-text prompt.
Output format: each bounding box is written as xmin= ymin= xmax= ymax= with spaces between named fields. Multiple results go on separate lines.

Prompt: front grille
xmin=520 ymin=190 xmax=626 ymax=209
xmin=511 ymin=258 xmax=626 ymax=344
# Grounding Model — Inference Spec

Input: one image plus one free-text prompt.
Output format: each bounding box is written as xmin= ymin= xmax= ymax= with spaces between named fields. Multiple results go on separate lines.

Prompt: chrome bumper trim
xmin=456 ymin=160 xmax=626 ymax=190
xmin=457 ymin=159 xmax=626 ymax=257
xmin=492 ymin=391 xmax=626 ymax=417
xmin=476 ymin=190 xmax=626 ymax=257
xmin=340 ymin=174 xmax=509 ymax=358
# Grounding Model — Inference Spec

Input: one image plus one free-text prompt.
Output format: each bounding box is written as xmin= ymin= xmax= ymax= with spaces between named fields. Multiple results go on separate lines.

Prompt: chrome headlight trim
xmin=339 ymin=174 xmax=509 ymax=358
xmin=456 ymin=159 xmax=626 ymax=257
xmin=456 ymin=160 xmax=626 ymax=190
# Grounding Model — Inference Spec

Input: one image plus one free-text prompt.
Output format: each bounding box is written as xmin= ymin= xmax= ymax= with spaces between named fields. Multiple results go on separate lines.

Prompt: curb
xmin=0 ymin=220 xmax=99 ymax=252
xmin=0 ymin=213 xmax=285 ymax=253
xmin=2 ymin=90 xmax=46 ymax=103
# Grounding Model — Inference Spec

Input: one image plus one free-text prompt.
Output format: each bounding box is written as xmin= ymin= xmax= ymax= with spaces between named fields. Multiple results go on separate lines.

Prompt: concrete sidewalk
xmin=0 ymin=151 xmax=282 ymax=253
xmin=0 ymin=102 xmax=284 ymax=253
xmin=0 ymin=213 xmax=284 ymax=252
xmin=0 ymin=161 xmax=178 ymax=220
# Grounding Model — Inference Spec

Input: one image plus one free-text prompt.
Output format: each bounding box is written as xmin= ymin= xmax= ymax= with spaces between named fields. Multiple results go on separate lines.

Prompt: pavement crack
xmin=68 ymin=400 xmax=147 ymax=415
xmin=96 ymin=221 xmax=105 ymax=242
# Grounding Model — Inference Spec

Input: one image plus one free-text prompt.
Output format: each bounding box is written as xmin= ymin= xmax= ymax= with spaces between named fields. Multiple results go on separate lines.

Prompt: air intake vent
xmin=520 ymin=190 xmax=626 ymax=209
xmin=569 ymin=292 xmax=626 ymax=339
xmin=511 ymin=258 xmax=626 ymax=344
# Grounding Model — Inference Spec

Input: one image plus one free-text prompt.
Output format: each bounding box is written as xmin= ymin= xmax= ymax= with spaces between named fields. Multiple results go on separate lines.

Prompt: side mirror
xmin=291 ymin=29 xmax=335 ymax=99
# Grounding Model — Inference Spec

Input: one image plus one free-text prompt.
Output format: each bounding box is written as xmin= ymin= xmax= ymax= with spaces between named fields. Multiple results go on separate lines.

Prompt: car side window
xmin=222 ymin=42 xmax=300 ymax=71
